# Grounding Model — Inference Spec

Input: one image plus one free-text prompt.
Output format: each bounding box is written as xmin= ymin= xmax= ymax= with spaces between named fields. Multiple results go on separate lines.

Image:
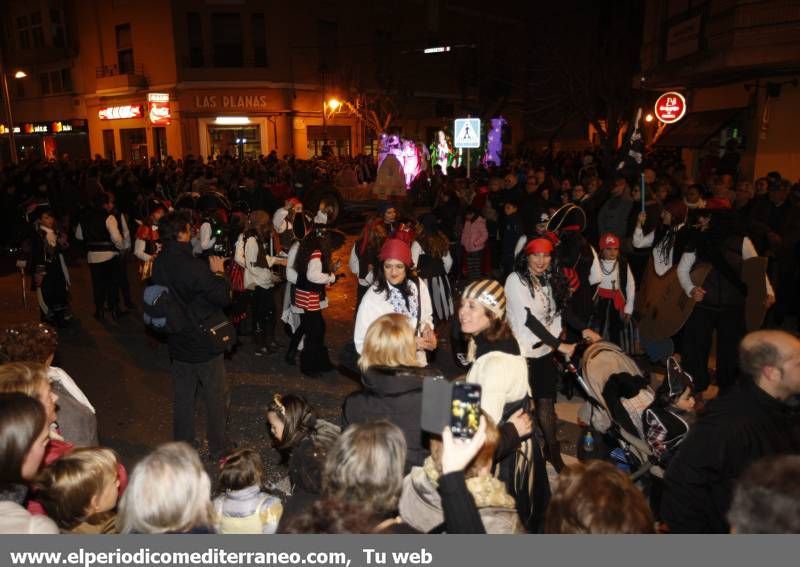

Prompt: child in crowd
xmin=589 ymin=233 xmax=636 ymax=353
xmin=460 ymin=207 xmax=488 ymax=281
xmin=34 ymin=448 xmax=121 ymax=534
xmin=642 ymin=358 xmax=697 ymax=465
xmin=213 ymin=449 xmax=283 ymax=534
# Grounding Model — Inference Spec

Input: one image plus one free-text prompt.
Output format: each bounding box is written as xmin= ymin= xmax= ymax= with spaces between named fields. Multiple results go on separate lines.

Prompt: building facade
xmin=1 ymin=0 xmax=525 ymax=165
xmin=641 ymin=0 xmax=800 ymax=181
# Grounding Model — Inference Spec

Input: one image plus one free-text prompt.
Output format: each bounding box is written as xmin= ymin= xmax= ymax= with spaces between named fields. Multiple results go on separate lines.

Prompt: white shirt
xmin=244 ymin=235 xmax=278 ymax=290
xmin=589 ymin=259 xmax=636 ymax=315
xmin=134 ymin=225 xmax=159 ymax=263
xmin=348 ymin=244 xmax=375 ymax=287
xmin=286 ymin=241 xmax=300 ymax=284
xmin=354 ymin=279 xmax=434 ymax=366
xmin=192 ymin=222 xmax=215 ymax=256
xmin=410 ymin=241 xmax=453 ymax=274
xmin=633 ymin=224 xmax=685 ymax=276
xmin=505 ymin=271 xmax=562 ymax=358
xmin=75 ymin=214 xmax=124 ymax=264
xmin=677 ymin=236 xmax=774 ymax=297
xmin=273 ymin=207 xmax=291 ymax=233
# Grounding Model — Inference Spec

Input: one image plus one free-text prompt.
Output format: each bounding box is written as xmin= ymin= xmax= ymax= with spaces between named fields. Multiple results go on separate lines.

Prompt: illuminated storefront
xmin=86 ymin=93 xmax=175 ymax=163
xmin=0 ymin=120 xmax=90 ymax=161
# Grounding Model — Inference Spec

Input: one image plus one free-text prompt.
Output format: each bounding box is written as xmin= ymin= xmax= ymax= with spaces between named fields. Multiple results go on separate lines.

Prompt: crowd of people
xmin=1 ymin=143 xmax=800 ymax=534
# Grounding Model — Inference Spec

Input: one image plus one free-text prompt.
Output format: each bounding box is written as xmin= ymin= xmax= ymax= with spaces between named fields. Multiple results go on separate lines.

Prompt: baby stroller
xmin=571 ymin=341 xmax=663 ymax=481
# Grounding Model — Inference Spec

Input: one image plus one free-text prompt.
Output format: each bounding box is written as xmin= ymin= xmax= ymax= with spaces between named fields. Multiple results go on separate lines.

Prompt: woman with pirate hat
xmin=354 ymin=238 xmax=436 ymax=367
xmin=676 ymin=198 xmax=774 ymax=393
xmin=547 ymin=204 xmax=600 ymax=338
xmin=285 ymin=223 xmax=342 ymax=378
xmin=505 ymin=236 xmax=600 ymax=472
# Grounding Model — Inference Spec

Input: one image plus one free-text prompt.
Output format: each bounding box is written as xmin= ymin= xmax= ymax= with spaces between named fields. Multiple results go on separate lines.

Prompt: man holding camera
xmin=152 ymin=211 xmax=232 ymax=460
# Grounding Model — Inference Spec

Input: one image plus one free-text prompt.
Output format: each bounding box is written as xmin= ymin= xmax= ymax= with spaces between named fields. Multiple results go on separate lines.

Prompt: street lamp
xmin=327 ymin=98 xmax=341 ymax=112
xmin=0 ymin=50 xmax=27 ymax=164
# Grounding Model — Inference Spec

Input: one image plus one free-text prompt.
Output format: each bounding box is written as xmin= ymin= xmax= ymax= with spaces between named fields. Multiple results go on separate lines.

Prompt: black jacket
xmin=343 ymin=365 xmax=441 ymax=471
xmin=661 ymin=378 xmax=800 ymax=533
xmin=151 ymin=240 xmax=231 ymax=362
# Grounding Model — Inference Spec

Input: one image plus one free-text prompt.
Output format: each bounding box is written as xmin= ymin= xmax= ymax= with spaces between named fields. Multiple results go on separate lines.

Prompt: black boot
xmin=284 ymin=348 xmax=297 ymax=365
xmin=536 ymin=398 xmax=566 ymax=473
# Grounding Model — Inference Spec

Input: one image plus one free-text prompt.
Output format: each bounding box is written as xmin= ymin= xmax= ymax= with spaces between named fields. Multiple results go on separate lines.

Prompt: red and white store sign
xmin=98 ymin=105 xmax=143 ymax=120
xmin=148 ymin=101 xmax=171 ymax=125
xmin=654 ymin=92 xmax=687 ymax=124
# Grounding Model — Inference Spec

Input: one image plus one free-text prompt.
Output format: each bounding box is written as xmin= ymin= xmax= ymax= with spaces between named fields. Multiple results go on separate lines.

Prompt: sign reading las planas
xmin=195 ymin=95 xmax=269 ymax=109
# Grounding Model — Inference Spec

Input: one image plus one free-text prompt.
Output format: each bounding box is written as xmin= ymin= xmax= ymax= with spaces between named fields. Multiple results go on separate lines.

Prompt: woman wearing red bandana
xmin=505 ymin=237 xmax=601 ymax=472
xmin=589 ymin=233 xmax=637 ymax=353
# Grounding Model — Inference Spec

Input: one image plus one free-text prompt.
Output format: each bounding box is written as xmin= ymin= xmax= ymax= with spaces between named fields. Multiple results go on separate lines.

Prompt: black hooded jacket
xmin=343 ymin=365 xmax=442 ymax=471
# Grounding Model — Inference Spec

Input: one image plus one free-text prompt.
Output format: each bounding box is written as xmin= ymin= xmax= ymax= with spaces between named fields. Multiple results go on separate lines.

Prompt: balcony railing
xmin=95 ymin=64 xmax=145 ymax=78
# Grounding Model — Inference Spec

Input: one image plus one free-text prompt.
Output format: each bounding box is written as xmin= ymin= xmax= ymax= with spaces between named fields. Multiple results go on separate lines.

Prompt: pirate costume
xmin=677 ymin=199 xmax=774 ymax=392
xmin=411 ymin=214 xmax=454 ymax=322
xmin=589 ymin=233 xmax=636 ymax=353
xmin=642 ymin=357 xmax=696 ymax=465
xmin=505 ymin=237 xmax=592 ymax=472
xmin=29 ymin=210 xmax=72 ymax=326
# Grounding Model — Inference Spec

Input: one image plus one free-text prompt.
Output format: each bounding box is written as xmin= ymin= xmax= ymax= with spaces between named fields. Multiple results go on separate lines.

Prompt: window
xmin=116 ymin=23 xmax=134 ymax=74
xmin=30 ymin=11 xmax=44 ymax=47
xmin=50 ymin=7 xmax=65 ymax=47
xmin=38 ymin=68 xmax=72 ymax=95
xmin=252 ymin=13 xmax=268 ymax=67
xmin=186 ymin=12 xmax=204 ymax=67
xmin=211 ymin=13 xmax=243 ymax=67
xmin=17 ymin=15 xmax=30 ymax=49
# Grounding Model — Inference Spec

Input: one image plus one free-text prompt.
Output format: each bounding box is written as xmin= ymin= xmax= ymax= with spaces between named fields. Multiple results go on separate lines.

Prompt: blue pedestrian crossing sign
xmin=453 ymin=118 xmax=481 ymax=149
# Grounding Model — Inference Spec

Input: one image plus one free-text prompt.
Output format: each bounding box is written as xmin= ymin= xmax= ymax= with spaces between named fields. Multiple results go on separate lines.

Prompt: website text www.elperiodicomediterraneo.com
xmin=8 ymin=546 xmax=435 ymax=567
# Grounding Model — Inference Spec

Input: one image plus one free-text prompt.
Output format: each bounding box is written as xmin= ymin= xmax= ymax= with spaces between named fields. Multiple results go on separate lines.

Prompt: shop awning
xmin=655 ymin=108 xmax=745 ymax=148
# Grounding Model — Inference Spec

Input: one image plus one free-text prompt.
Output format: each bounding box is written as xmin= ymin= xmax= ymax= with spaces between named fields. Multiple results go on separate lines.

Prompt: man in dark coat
xmin=746 ymin=179 xmax=800 ymax=327
xmin=151 ymin=210 xmax=231 ymax=460
xmin=661 ymin=330 xmax=800 ymax=533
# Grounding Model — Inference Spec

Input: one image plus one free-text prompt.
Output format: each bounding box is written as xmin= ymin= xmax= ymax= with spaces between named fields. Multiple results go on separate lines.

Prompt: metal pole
xmin=0 ymin=44 xmax=18 ymax=164
xmin=467 ymin=147 xmax=471 ymax=178
xmin=321 ymin=70 xmax=327 ymax=155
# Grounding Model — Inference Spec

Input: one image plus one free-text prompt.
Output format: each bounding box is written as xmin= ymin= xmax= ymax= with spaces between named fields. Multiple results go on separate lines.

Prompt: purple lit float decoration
xmin=483 ymin=117 xmax=506 ymax=166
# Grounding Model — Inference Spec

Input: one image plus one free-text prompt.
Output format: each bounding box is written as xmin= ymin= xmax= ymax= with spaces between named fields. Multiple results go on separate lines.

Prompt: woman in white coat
xmin=354 ymin=239 xmax=436 ymax=366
